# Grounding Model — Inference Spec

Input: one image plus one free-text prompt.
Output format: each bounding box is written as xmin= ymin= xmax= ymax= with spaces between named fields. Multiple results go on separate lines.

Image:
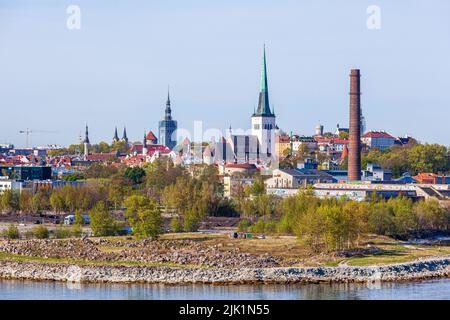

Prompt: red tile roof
xmin=86 ymin=152 xmax=117 ymax=162
xmin=315 ymin=137 xmax=349 ymax=145
xmin=146 ymin=131 xmax=157 ymax=141
xmin=363 ymin=131 xmax=395 ymax=139
xmin=131 ymin=144 xmax=172 ymax=156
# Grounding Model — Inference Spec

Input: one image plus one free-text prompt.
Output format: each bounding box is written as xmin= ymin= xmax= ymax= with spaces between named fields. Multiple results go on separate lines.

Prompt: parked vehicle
xmin=117 ymin=227 xmax=132 ymax=236
xmin=63 ymin=214 xmax=90 ymax=225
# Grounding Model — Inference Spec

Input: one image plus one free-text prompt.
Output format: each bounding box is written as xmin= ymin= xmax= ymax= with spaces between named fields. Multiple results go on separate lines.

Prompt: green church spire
xmin=260 ymin=44 xmax=268 ymax=92
xmin=254 ymin=44 xmax=274 ymax=117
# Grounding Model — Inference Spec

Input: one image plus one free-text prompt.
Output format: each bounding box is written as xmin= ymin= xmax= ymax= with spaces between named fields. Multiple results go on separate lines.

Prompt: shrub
xmin=32 ymin=225 xmax=49 ymax=239
xmin=24 ymin=230 xmax=34 ymax=239
xmin=71 ymin=224 xmax=82 ymax=237
xmin=249 ymin=219 xmax=276 ymax=234
xmin=2 ymin=224 xmax=20 ymax=239
xmin=183 ymin=210 xmax=201 ymax=232
xmin=170 ymin=217 xmax=182 ymax=233
xmin=237 ymin=220 xmax=251 ymax=232
xmin=53 ymin=227 xmax=72 ymax=239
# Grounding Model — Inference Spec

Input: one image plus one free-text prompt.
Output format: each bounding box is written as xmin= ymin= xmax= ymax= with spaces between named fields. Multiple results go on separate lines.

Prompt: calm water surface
xmin=0 ymin=279 xmax=449 ymax=300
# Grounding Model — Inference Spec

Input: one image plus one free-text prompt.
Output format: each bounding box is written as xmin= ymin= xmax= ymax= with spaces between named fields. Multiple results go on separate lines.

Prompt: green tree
xmin=19 ymin=190 xmax=33 ymax=213
xmin=111 ymin=140 xmax=130 ymax=154
xmin=62 ymin=173 xmax=85 ymax=181
xmin=408 ymin=143 xmax=450 ymax=174
xmin=123 ymin=195 xmax=162 ymax=238
xmin=1 ymin=189 xmax=20 ymax=213
xmin=67 ymin=143 xmax=83 ymax=154
xmin=90 ymin=202 xmax=118 ymax=236
xmin=183 ymin=207 xmax=202 ymax=232
xmin=74 ymin=209 xmax=85 ymax=226
xmin=124 ymin=167 xmax=146 ymax=185
xmin=246 ymin=177 xmax=265 ymax=196
xmin=145 ymin=158 xmax=187 ymax=199
xmin=415 ymin=199 xmax=449 ymax=230
xmin=338 ymin=131 xmax=349 ymax=139
xmin=85 ymin=163 xmax=119 ymax=179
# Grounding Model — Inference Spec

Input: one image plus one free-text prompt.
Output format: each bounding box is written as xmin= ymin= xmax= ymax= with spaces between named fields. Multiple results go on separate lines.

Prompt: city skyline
xmin=1 ymin=1 xmax=450 ymax=147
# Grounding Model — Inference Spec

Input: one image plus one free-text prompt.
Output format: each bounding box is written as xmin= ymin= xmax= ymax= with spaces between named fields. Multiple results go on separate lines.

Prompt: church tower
xmin=158 ymin=88 xmax=178 ymax=150
xmin=251 ymin=45 xmax=276 ymax=156
xmin=83 ymin=123 xmax=90 ymax=160
xmin=142 ymin=131 xmax=148 ymax=156
xmin=113 ymin=127 xmax=119 ymax=143
xmin=122 ymin=126 xmax=128 ymax=144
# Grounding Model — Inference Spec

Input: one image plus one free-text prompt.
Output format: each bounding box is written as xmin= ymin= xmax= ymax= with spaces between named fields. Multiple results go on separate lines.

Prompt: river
xmin=0 ymin=278 xmax=449 ymax=300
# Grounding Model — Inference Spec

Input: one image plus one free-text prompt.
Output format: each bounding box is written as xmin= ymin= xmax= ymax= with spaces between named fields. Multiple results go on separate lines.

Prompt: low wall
xmin=0 ymin=257 xmax=449 ymax=284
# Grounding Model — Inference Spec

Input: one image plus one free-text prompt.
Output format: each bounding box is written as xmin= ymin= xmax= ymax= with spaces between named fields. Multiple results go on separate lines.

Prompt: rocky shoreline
xmin=0 ymin=256 xmax=449 ymax=284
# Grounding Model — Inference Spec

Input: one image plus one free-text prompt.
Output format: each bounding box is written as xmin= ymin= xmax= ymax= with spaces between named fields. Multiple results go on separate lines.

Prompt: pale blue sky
xmin=1 ymin=0 xmax=449 ymax=147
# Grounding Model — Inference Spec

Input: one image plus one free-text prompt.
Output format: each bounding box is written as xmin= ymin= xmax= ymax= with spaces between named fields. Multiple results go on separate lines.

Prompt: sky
xmin=0 ymin=0 xmax=450 ymax=147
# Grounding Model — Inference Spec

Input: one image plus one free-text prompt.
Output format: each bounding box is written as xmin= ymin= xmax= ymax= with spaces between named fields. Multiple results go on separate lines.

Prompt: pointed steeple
xmin=122 ymin=126 xmax=128 ymax=143
xmin=260 ymin=44 xmax=268 ymax=92
xmin=113 ymin=126 xmax=119 ymax=142
xmin=143 ymin=130 xmax=147 ymax=147
xmin=166 ymin=86 xmax=171 ymax=106
xmin=165 ymin=86 xmax=172 ymax=121
xmin=254 ymin=44 xmax=273 ymax=117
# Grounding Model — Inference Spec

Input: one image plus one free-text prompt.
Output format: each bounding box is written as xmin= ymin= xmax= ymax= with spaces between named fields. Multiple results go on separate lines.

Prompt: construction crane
xmin=19 ymin=128 xmax=56 ymax=148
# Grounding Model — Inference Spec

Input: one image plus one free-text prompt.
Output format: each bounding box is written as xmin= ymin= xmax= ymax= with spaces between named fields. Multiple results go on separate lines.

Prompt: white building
xmin=0 ymin=177 xmax=27 ymax=194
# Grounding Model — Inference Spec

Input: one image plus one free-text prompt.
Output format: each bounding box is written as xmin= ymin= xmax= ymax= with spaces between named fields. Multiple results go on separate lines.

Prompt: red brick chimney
xmin=348 ymin=69 xmax=361 ymax=181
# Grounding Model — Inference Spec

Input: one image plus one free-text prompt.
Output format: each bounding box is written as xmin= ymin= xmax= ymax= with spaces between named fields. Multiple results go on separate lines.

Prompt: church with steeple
xmin=211 ymin=46 xmax=278 ymax=165
xmin=251 ymin=45 xmax=277 ymax=156
xmin=112 ymin=126 xmax=128 ymax=144
xmin=158 ymin=88 xmax=178 ymax=150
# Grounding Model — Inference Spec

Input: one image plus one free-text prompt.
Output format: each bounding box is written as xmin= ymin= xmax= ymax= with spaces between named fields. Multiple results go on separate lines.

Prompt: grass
xmin=345 ymin=244 xmax=450 ymax=266
xmin=203 ymin=235 xmax=311 ymax=259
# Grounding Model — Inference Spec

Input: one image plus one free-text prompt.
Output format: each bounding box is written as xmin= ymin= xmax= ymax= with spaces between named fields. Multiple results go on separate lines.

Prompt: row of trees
xmin=48 ymin=141 xmax=132 ymax=157
xmin=362 ymin=142 xmax=449 ymax=177
xmin=238 ymin=191 xmax=450 ymax=252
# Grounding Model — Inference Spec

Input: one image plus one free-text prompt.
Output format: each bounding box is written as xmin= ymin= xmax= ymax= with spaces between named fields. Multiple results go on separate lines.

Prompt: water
xmin=0 ymin=279 xmax=449 ymax=300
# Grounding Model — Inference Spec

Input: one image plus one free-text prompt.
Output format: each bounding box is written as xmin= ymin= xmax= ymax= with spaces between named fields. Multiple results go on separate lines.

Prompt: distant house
xmin=275 ymin=135 xmax=317 ymax=159
xmin=362 ymin=131 xmax=396 ymax=151
xmin=223 ymin=176 xmax=254 ymax=198
xmin=265 ymin=167 xmax=334 ymax=189
xmin=86 ymin=152 xmax=119 ymax=163
xmin=413 ymin=173 xmax=450 ymax=184
xmin=315 ymin=137 xmax=349 ymax=153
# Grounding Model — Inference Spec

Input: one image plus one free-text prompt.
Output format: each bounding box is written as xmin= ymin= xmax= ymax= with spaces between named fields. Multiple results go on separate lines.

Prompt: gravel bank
xmin=0 ymin=238 xmax=299 ymax=268
xmin=0 ymin=256 xmax=449 ymax=284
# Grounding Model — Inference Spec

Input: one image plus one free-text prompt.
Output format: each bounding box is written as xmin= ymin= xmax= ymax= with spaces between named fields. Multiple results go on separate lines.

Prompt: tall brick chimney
xmin=348 ymin=69 xmax=361 ymax=181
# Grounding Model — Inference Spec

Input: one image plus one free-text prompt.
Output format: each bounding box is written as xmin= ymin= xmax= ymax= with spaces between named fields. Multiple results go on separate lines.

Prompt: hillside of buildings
xmin=0 ymin=63 xmax=449 ymax=276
